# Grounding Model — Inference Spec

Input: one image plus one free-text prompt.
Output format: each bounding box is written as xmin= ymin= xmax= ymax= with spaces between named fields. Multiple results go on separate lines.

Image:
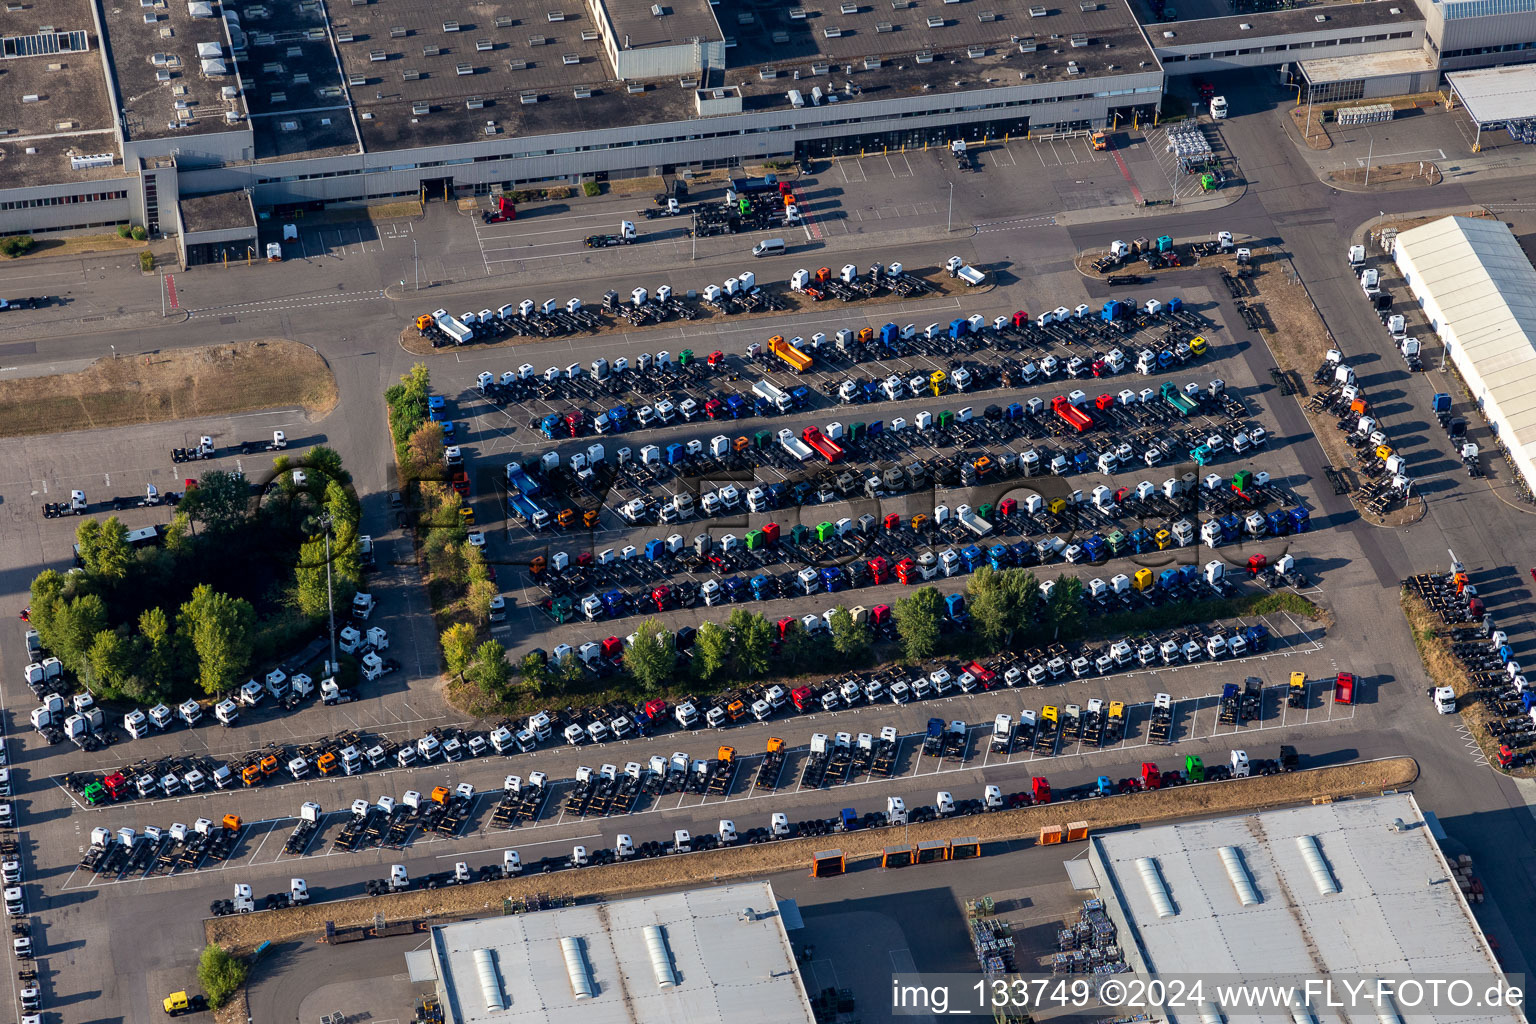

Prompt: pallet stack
xmin=1051 ymin=900 xmax=1128 ymax=975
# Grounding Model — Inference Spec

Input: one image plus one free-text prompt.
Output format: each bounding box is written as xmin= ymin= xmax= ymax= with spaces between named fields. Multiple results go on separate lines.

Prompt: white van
xmin=752 ymin=237 xmax=786 ymax=257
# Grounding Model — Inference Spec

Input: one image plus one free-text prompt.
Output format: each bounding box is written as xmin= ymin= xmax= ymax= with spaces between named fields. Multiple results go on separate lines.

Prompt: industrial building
xmin=1391 ymin=215 xmax=1536 ymax=497
xmin=1085 ymin=792 xmax=1520 ymax=1024
xmin=403 ymin=881 xmax=817 ymax=1024
xmin=6 ymin=0 xmax=1536 ymax=241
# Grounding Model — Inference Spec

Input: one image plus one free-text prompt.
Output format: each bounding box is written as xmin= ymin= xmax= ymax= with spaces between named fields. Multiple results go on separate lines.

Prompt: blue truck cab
xmin=1129 ymin=527 xmax=1152 ymax=553
xmin=961 ymin=545 xmax=983 ymax=572
xmin=791 ymin=386 xmax=811 ymax=409
xmin=1218 ymin=514 xmax=1241 ymax=543
xmin=539 ymin=413 xmax=561 ymax=438
xmin=666 ymin=442 xmax=685 ymax=464
xmin=1288 ymin=507 xmax=1310 ymax=532
xmin=1266 ymin=510 xmax=1290 ymax=535
xmin=949 ymin=318 xmax=968 ymax=339
xmin=989 ymin=545 xmax=1009 ymax=571
xmin=1243 ymin=624 xmax=1269 ymax=651
xmin=645 ymin=539 xmax=664 ymax=560
xmin=821 ymin=567 xmax=844 ymax=593
xmin=725 ymin=394 xmax=747 ymax=418
xmin=428 ymin=395 xmax=447 ymax=421
xmin=1081 ymin=535 xmax=1106 ymax=562
xmin=751 ymin=575 xmax=772 ymax=600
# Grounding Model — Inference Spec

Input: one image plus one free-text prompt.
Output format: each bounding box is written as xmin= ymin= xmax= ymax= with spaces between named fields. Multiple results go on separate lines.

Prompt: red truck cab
xmin=791 ymin=686 xmax=815 ymax=711
xmin=1141 ymin=762 xmax=1162 ymax=790
xmin=868 ymin=556 xmax=888 ymax=585
xmin=1032 ymin=777 xmax=1052 ymax=804
xmin=651 ymin=586 xmax=672 ymax=611
xmin=1334 ymin=672 xmax=1355 ymax=705
xmin=896 ymin=558 xmax=917 ymax=585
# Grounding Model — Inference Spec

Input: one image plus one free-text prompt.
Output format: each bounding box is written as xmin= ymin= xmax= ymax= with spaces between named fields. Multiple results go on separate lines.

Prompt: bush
xmin=0 ymin=235 xmax=36 ymax=257
xmin=545 ymin=185 xmax=573 ymax=200
xmin=197 ymin=944 xmax=248 ymax=1009
xmin=117 ymin=224 xmax=133 ymax=239
xmin=139 ymin=251 xmax=154 ymax=272
xmin=130 ymin=226 xmax=148 ymax=242
xmin=581 ymin=180 xmax=601 ymax=197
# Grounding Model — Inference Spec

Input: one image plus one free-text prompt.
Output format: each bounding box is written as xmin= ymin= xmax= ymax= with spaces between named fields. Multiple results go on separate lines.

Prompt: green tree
xmin=467 ymin=639 xmax=512 ymax=700
xmin=293 ymin=538 xmax=332 ymax=618
xmin=1044 ymin=575 xmax=1086 ymax=640
xmin=692 ymin=620 xmax=731 ymax=683
xmin=52 ymin=593 xmax=108 ymax=675
xmin=386 ymin=363 xmax=432 ymax=467
xmin=87 ymin=628 xmax=134 ymax=695
xmin=557 ymin=653 xmax=587 ymax=694
xmin=440 ymin=622 xmax=477 ymax=679
xmin=828 ymin=605 xmax=871 ymax=663
xmin=466 ymin=579 xmax=499 ymax=624
xmin=780 ymin=626 xmax=826 ymax=672
xmin=967 ymin=567 xmax=1039 ymax=650
xmin=163 ymin=509 xmax=194 ymax=557
xmin=624 ymin=618 xmax=674 ymax=692
xmin=730 ymin=610 xmax=773 ymax=677
xmin=463 ymin=545 xmax=490 ymax=585
xmin=27 ymin=570 xmax=67 ymax=650
xmin=74 ymin=518 xmax=132 ymax=581
xmin=519 ymin=652 xmax=551 ymax=695
xmin=177 ymin=584 xmax=256 ymax=696
xmin=181 ymin=470 xmax=252 ymax=533
xmin=306 ymin=445 xmax=353 ymax=488
xmin=196 ymin=944 xmax=248 ymax=1010
xmin=894 ymin=587 xmax=945 ymax=662
xmin=137 ymin=606 xmax=174 ymax=692
xmin=406 ymin=420 xmax=446 ymax=479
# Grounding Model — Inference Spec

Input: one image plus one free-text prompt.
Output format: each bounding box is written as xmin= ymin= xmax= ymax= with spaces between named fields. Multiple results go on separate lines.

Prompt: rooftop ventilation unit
xmin=1314 ymin=13 xmax=1327 ymax=20
xmin=509 ymin=58 xmax=528 ymax=68
xmin=548 ymin=11 xmax=566 ymax=21
xmin=477 ymin=38 xmax=492 ymax=50
xmin=369 ymin=48 xmax=386 ymax=60
xmin=1290 ymin=993 xmax=1317 ymax=1024
xmin=348 ymin=72 xmax=365 ymax=83
xmin=652 ymin=2 xmax=664 ymax=13
xmin=1218 ymin=847 xmax=1260 ymax=906
xmin=495 ymin=15 xmax=513 ymax=27
xmin=1201 ymin=1004 xmax=1225 ymax=1024
xmin=789 ymin=7 xmax=807 ymax=16
xmin=472 ymin=950 xmax=505 ymax=1012
xmin=978 ymin=11 xmax=998 ymax=21
xmin=927 ymin=15 xmax=944 ymax=26
xmin=863 ymin=56 xmax=881 ymax=68
xmin=823 ymin=26 xmax=843 ymax=36
xmin=412 ymin=100 xmax=430 ymax=113
xmin=560 ymin=937 xmax=594 ymax=1000
xmin=465 ymin=95 xmax=486 ymax=107
xmin=520 ymin=89 xmax=539 ymax=103
xmin=1029 ymin=5 xmax=1047 ymax=15
xmin=442 ymin=21 xmax=460 ymax=31
xmin=1070 ymin=32 xmax=1087 ymax=45
xmin=627 ymin=80 xmax=646 ymax=91
xmin=812 ymin=60 xmax=830 ymax=72
xmin=70 ymin=153 xmax=114 ymax=170
xmin=529 ymin=34 xmax=548 ymax=44
xmin=772 ymin=29 xmax=789 ymax=41
xmin=581 ymin=28 xmax=599 ymax=39
xmin=574 ymin=85 xmax=592 ymax=97
xmin=389 ymin=26 xmax=407 ymax=37
xmin=1295 ymin=836 xmax=1338 ymax=894
xmin=562 ymin=52 xmax=580 ymax=63
xmin=336 ymin=30 xmax=354 ymax=42
xmin=1135 ymin=857 xmax=1176 ymax=918
xmin=423 ymin=45 xmax=441 ymax=56
xmin=457 ymin=62 xmax=473 ymax=74
xmin=402 ymin=68 xmax=420 ymax=79
xmin=841 ymin=1 xmax=857 ymax=11
xmin=915 ymin=50 xmax=933 ymax=61
xmin=759 ymin=66 xmax=778 ymax=78
xmin=643 ymin=926 xmax=678 ymax=989
xmin=966 ymin=44 xmax=985 ymax=56
xmin=875 ymin=22 xmax=892 ymax=32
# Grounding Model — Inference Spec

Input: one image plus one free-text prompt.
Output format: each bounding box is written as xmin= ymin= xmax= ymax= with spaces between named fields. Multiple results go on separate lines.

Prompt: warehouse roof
xmin=599 ymin=0 xmax=723 ymax=51
xmin=1089 ymin=792 xmax=1517 ymax=1024
xmin=103 ymin=0 xmax=248 ymax=140
xmin=1146 ymin=0 xmax=1420 ymax=47
xmin=1300 ymin=46 xmax=1437 ymax=85
xmin=1447 ymin=65 xmax=1536 ymax=125
xmin=1394 ymin=216 xmax=1536 ymax=466
xmin=426 ymin=882 xmax=816 ymax=1024
xmin=0 ymin=0 xmax=115 ymax=142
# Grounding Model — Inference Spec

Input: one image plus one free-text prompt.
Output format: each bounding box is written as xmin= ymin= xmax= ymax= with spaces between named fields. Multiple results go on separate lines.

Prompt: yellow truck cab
xmin=163 ymin=992 xmax=207 ymax=1016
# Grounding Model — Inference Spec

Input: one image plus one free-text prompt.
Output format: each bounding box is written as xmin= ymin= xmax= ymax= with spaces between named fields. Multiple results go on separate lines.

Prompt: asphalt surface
xmin=1 ymin=70 xmax=1535 ymax=1024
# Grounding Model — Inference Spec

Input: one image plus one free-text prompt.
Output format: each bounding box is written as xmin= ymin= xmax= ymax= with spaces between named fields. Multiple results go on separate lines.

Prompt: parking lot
xmin=10 ymin=72 xmax=1536 ymax=1024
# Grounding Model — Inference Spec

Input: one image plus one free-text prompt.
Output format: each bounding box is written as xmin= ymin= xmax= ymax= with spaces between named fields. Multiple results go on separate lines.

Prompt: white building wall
xmin=1157 ymin=22 xmax=1425 ymax=75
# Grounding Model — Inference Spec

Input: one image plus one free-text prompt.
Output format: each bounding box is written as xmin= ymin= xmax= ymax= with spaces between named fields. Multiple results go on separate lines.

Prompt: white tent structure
xmin=1392 ymin=215 xmax=1536 ymax=493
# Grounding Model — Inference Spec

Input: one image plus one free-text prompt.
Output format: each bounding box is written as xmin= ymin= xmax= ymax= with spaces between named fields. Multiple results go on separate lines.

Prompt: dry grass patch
xmin=7 ymin=233 xmax=148 ymax=260
xmin=1288 ymin=107 xmax=1333 ymax=150
xmin=1242 ymin=256 xmax=1424 ymax=527
xmin=0 ymin=339 xmax=338 ymax=437
xmin=606 ymin=175 xmax=664 ymax=197
xmin=206 ymin=757 xmax=1417 ymax=952
xmin=1327 ymin=162 xmax=1442 ymax=189
xmin=1401 ymin=590 xmax=1533 ymax=777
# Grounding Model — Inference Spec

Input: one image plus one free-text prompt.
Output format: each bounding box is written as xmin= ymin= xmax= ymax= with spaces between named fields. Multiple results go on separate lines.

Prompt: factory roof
xmin=731 ymin=0 xmax=1156 ymax=85
xmin=0 ymin=0 xmax=116 ymax=143
xmin=1145 ymin=0 xmax=1421 ymax=47
xmin=103 ymin=0 xmax=248 ymax=140
xmin=239 ymin=0 xmax=359 ymax=159
xmin=1300 ymin=45 xmax=1436 ymax=83
xmin=179 ymin=189 xmax=256 ymax=232
xmin=1089 ymin=792 xmax=1518 ymax=1024
xmin=1447 ymin=64 xmax=1536 ymax=124
xmin=0 ymin=135 xmax=128 ymax=190
xmin=599 ymin=0 xmax=723 ymax=51
xmin=426 ymin=882 xmax=816 ymax=1024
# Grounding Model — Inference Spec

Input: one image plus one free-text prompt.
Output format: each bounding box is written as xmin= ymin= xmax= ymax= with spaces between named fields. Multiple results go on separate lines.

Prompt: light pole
xmin=946 ymin=181 xmax=954 ymax=233
xmin=1364 ymin=130 xmax=1374 ymax=187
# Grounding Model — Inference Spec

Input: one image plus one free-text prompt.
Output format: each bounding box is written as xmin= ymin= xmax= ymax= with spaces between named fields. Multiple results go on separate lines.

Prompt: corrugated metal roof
xmin=427 ymin=882 xmax=815 ymax=1024
xmin=1394 ymin=216 xmax=1536 ymax=466
xmin=1448 ymin=65 xmax=1536 ymax=125
xmin=1089 ymin=794 xmax=1519 ymax=1024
